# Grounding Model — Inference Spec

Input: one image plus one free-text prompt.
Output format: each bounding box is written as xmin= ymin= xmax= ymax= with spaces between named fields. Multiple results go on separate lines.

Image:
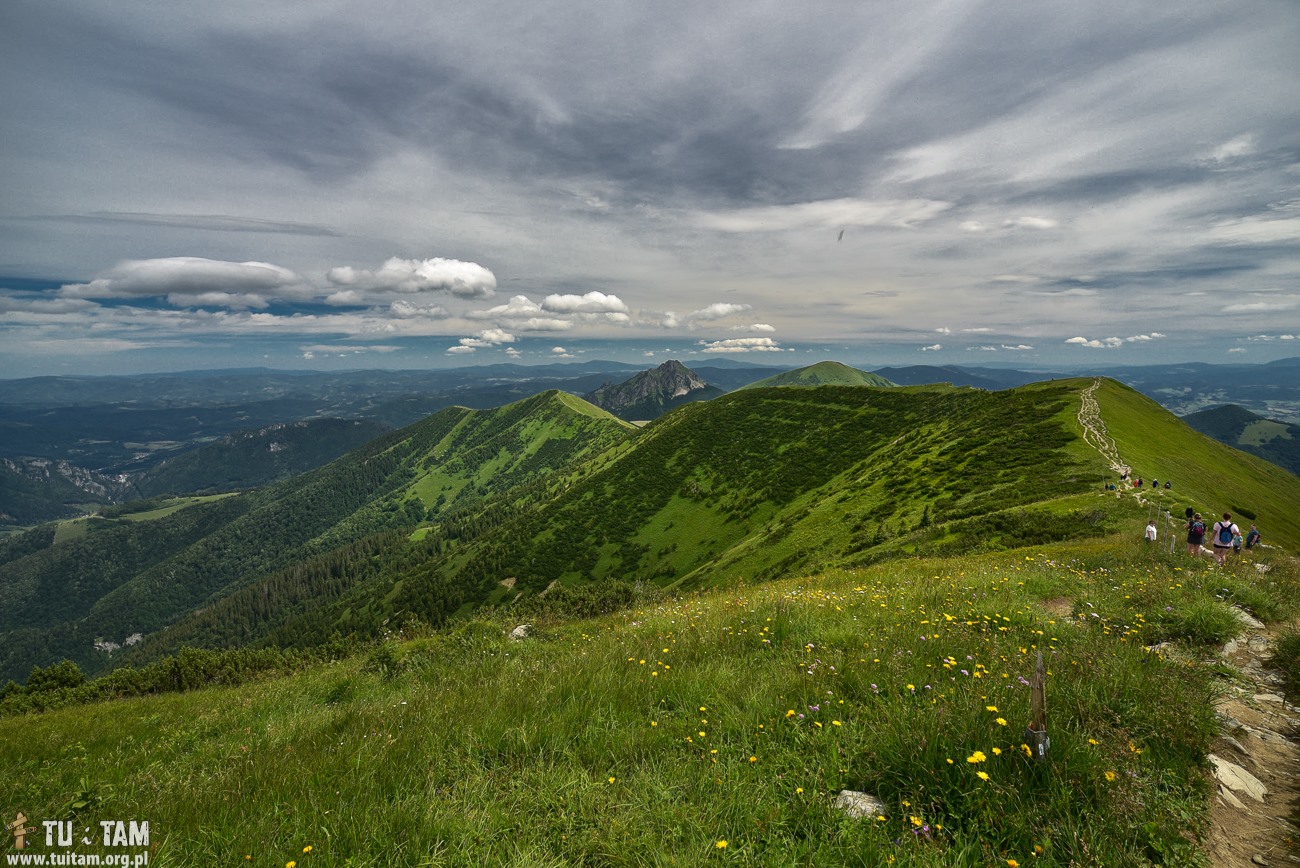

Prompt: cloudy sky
xmin=2 ymin=0 xmax=1297 ymax=376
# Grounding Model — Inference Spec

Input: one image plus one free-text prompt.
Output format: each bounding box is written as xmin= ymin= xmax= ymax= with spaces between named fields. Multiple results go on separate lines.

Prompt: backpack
xmin=1190 ymin=521 xmax=1205 ymax=537
xmin=1217 ymin=523 xmax=1234 ymax=545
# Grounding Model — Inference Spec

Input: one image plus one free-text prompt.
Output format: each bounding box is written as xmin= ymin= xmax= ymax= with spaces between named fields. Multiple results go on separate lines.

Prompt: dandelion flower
xmin=977 ymin=770 xmax=990 ymax=781
xmin=966 ymin=751 xmax=987 ymax=764
xmin=287 ymin=863 xmax=296 ymax=868
xmin=1105 ymin=771 xmax=1116 ymax=782
xmin=986 ymin=705 xmax=998 ymax=712
xmin=1088 ymin=738 xmax=1099 ymax=745
xmin=996 ymin=717 xmax=1008 ymax=726
xmin=749 ymin=756 xmax=757 ymax=763
xmin=608 ymin=777 xmax=616 ymax=783
xmin=303 ymin=846 xmax=313 ymax=853
xmin=715 ymin=840 xmax=727 ymax=849
xmin=796 ymin=787 xmax=804 ymax=794
xmin=1008 ymin=861 xmax=1019 ymax=867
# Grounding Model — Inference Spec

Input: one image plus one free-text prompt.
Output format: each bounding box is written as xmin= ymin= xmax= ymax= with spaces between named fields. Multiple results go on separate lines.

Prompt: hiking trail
xmin=1078 ymin=379 xmax=1130 ymax=477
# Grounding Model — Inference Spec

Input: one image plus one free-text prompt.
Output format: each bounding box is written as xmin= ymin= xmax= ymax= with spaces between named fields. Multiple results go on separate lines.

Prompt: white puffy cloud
xmin=1228 ymin=347 xmax=1247 ymax=353
xmin=551 ymin=346 xmax=575 ymax=358
xmin=389 ymin=300 xmax=450 ymax=319
xmin=935 ymin=326 xmax=952 ymax=334
xmin=1065 ymin=336 xmax=1124 ymax=348
xmin=731 ymin=323 xmax=776 ymax=333
xmin=920 ymin=344 xmax=942 ymax=351
xmin=467 ymin=295 xmax=573 ymax=331
xmin=1124 ymin=333 xmax=1166 ymax=342
xmin=59 ymin=257 xmax=303 ymax=307
xmin=445 ymin=345 xmax=476 ymax=355
xmin=1001 ymin=344 xmax=1034 ymax=351
xmin=970 ymin=345 xmax=998 ymax=351
xmin=698 ymin=337 xmax=786 ymax=353
xmin=458 ymin=328 xmax=515 ymax=348
xmin=540 ymin=291 xmax=629 ymax=314
xmin=659 ymin=302 xmax=754 ymax=329
xmin=326 ymin=257 xmax=496 ymax=298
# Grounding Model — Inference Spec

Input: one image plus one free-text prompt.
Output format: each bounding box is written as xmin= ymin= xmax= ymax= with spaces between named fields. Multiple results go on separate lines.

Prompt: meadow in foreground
xmin=3 ymin=534 xmax=1297 ymax=867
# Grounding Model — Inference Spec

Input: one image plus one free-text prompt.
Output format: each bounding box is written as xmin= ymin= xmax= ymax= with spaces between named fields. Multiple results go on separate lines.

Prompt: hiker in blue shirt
xmin=1245 ymin=525 xmax=1261 ymax=550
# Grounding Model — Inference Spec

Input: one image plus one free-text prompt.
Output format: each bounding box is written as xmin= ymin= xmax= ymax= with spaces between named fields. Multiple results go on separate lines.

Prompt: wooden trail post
xmin=1024 ymin=650 xmax=1050 ymax=762
xmin=6 ymin=812 xmax=37 ymax=850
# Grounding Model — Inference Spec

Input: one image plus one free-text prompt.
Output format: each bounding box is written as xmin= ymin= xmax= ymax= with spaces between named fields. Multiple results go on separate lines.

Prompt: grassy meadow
xmin=5 ymin=513 xmax=1297 ymax=866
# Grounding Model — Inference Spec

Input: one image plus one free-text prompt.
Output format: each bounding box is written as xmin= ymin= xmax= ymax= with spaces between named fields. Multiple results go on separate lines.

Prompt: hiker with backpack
xmin=1186 ymin=513 xmax=1206 ymax=556
xmin=1211 ymin=513 xmax=1239 ymax=565
xmin=1145 ymin=520 xmax=1157 ymax=543
xmin=1245 ymin=525 xmax=1261 ymax=550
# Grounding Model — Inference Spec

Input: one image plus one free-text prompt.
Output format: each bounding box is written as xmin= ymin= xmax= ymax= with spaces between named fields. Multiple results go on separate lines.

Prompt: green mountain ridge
xmin=4 ymin=376 xmax=1300 ymax=685
xmin=742 ymin=360 xmax=895 ymax=389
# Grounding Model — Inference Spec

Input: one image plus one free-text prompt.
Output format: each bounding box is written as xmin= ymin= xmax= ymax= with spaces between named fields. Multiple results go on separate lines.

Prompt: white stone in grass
xmin=1230 ymin=605 xmax=1265 ymax=630
xmin=1208 ymin=754 xmax=1268 ymax=803
xmin=508 ymin=624 xmax=533 ymax=640
xmin=834 ymin=790 xmax=886 ymax=819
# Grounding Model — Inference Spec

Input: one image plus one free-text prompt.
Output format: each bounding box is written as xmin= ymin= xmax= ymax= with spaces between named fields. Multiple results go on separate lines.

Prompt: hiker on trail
xmin=1233 ymin=528 xmax=1244 ymax=553
xmin=1185 ymin=506 xmax=1195 ymax=521
xmin=1164 ymin=480 xmax=1172 ymax=489
xmin=1211 ymin=513 xmax=1239 ymax=565
xmin=1151 ymin=478 xmax=1158 ymax=489
xmin=1145 ymin=520 xmax=1157 ymax=543
xmin=1135 ymin=477 xmax=1143 ymax=488
xmin=1245 ymin=525 xmax=1261 ymax=550
xmin=1186 ymin=513 xmax=1206 ymax=556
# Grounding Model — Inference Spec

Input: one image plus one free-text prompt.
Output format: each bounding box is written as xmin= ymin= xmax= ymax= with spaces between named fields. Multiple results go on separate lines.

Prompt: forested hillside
xmin=0 ymin=392 xmax=633 ymax=681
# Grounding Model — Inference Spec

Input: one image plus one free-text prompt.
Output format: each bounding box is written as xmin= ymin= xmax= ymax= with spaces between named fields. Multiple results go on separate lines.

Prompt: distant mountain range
xmin=2 ymin=357 xmax=1298 ymax=528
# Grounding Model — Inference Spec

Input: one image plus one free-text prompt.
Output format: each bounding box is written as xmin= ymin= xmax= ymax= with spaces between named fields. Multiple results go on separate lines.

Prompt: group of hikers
xmin=1106 ymin=471 xmax=1171 ymax=492
xmin=1144 ymin=510 xmax=1262 ymax=564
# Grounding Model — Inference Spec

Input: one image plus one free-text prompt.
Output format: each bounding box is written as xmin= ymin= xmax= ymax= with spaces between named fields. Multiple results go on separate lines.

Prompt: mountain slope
xmin=0 ymin=392 xmax=634 ymax=681
xmin=9 ymin=378 xmax=1300 ymax=684
xmin=1182 ymin=404 xmax=1300 ymax=477
xmin=132 ymin=418 xmax=391 ymax=497
xmin=582 ymin=360 xmax=723 ymax=421
xmin=741 ymin=360 xmax=894 ymax=389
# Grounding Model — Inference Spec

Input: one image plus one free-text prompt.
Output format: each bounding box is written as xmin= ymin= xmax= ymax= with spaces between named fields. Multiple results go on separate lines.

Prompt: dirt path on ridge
xmin=1077 ymin=378 xmax=1129 ymax=477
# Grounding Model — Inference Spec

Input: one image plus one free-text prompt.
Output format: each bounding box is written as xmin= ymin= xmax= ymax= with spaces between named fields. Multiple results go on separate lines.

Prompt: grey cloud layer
xmin=2 ymin=0 xmax=1298 ymax=369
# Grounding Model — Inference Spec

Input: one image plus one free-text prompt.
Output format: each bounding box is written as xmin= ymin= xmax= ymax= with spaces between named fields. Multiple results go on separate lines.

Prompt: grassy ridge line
xmin=1092 ymin=379 xmax=1300 ymax=550
xmin=3 ymin=534 xmax=1296 ymax=866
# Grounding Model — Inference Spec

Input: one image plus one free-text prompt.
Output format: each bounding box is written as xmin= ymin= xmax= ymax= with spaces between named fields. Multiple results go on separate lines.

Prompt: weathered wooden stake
xmin=1023 ymin=650 xmax=1050 ymax=762
xmin=6 ymin=812 xmax=37 ymax=850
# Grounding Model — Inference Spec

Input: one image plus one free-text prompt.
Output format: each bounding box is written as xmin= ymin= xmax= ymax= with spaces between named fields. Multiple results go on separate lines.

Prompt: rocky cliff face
xmin=583 ymin=361 xmax=721 ymax=420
